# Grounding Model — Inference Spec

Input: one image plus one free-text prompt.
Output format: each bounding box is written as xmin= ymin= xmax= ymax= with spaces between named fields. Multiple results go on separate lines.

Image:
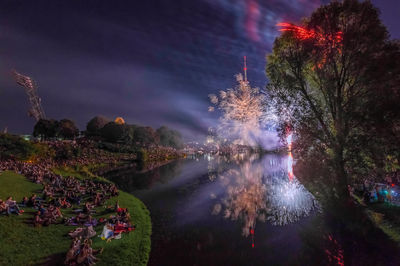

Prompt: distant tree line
xmin=32 ymin=116 xmax=184 ymax=149
xmin=85 ymin=115 xmax=183 ymax=149
xmin=33 ymin=119 xmax=79 ymax=140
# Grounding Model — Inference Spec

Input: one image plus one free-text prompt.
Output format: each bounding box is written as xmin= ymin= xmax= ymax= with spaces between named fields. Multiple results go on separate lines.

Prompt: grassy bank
xmin=0 ymin=170 xmax=151 ymax=266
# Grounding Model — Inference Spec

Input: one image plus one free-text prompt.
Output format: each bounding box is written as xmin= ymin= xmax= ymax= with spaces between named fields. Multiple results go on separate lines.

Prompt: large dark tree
xmin=266 ymin=0 xmax=400 ymax=199
xmin=134 ymin=126 xmax=159 ymax=146
xmin=86 ymin=115 xmax=110 ymax=136
xmin=58 ymin=119 xmax=79 ymax=139
xmin=100 ymin=122 xmax=128 ymax=142
xmin=33 ymin=119 xmax=59 ymax=140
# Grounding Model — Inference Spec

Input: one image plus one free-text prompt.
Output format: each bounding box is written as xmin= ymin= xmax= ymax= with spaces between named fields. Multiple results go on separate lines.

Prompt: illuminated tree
xmin=209 ymin=73 xmax=265 ymax=146
xmin=266 ymin=0 xmax=399 ymax=200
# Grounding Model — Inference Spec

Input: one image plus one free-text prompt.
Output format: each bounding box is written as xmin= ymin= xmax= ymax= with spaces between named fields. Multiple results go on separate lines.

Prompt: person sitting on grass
xmin=76 ymin=239 xmax=102 ymax=265
xmin=117 ymin=207 xmax=131 ymax=223
xmin=84 ymin=202 xmax=94 ymax=214
xmin=42 ymin=204 xmax=62 ymax=224
xmin=20 ymin=196 xmax=29 ymax=207
xmin=110 ymin=185 xmax=119 ymax=197
xmin=100 ymin=222 xmax=115 ymax=242
xmin=5 ymin=196 xmax=22 ymax=215
xmin=58 ymin=197 xmax=71 ymax=209
xmin=0 ymin=199 xmax=9 ymax=215
xmin=93 ymin=193 xmax=102 ymax=206
xmin=64 ymin=237 xmax=81 ymax=265
xmin=114 ymin=220 xmax=136 ymax=234
xmin=33 ymin=211 xmax=44 ymax=227
xmin=28 ymin=194 xmax=38 ymax=207
xmin=84 ymin=215 xmax=97 ymax=227
xmin=104 ymin=200 xmax=119 ymax=213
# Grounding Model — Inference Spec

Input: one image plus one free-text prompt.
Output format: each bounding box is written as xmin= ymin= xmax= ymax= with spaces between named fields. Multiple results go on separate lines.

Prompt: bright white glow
xmin=209 ymin=73 xmax=266 ymax=146
xmin=211 ymin=155 xmax=319 ymax=237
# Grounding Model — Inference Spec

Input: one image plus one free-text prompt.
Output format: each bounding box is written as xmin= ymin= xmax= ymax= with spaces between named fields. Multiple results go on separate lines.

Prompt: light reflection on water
xmin=105 ymin=151 xmax=320 ymax=265
xmin=208 ymin=153 xmax=319 ymax=238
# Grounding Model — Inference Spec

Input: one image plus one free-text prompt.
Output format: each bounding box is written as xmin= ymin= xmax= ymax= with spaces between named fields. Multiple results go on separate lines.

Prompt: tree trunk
xmin=333 ymin=144 xmax=350 ymax=202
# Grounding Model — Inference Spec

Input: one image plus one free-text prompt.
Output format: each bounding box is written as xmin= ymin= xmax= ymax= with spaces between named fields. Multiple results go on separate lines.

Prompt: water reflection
xmin=210 ymin=153 xmax=319 ymax=238
xmin=106 ymin=159 xmax=184 ymax=192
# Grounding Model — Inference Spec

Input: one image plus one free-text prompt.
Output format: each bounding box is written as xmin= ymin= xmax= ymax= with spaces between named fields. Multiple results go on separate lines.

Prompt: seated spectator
xmin=0 ymin=199 xmax=9 ymax=215
xmin=5 ymin=196 xmax=22 ymax=215
xmin=100 ymin=223 xmax=114 ymax=241
xmin=28 ymin=194 xmax=37 ymax=207
xmin=33 ymin=211 xmax=44 ymax=227
xmin=20 ymin=197 xmax=29 ymax=207
xmin=64 ymin=237 xmax=81 ymax=265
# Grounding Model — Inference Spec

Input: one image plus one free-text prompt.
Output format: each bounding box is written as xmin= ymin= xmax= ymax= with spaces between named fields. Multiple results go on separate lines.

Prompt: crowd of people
xmin=45 ymin=139 xmax=136 ymax=167
xmin=351 ymin=178 xmax=400 ymax=205
xmin=0 ymin=158 xmax=136 ymax=265
xmin=144 ymin=145 xmax=182 ymax=162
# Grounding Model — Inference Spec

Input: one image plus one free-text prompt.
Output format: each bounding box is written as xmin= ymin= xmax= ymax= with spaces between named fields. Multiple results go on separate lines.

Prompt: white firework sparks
xmin=209 ymin=73 xmax=266 ymax=146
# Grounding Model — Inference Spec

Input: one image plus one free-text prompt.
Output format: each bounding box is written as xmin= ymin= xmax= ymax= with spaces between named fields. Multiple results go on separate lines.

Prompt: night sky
xmin=0 ymin=0 xmax=399 ymax=141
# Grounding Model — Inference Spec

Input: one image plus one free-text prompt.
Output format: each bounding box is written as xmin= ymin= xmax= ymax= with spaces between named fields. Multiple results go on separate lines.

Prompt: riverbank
xmin=294 ymin=159 xmax=400 ymax=264
xmin=0 ymin=165 xmax=151 ymax=265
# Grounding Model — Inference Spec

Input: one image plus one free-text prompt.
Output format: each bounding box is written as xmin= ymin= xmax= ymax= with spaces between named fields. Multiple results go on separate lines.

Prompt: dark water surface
xmin=106 ymin=154 xmax=320 ymax=266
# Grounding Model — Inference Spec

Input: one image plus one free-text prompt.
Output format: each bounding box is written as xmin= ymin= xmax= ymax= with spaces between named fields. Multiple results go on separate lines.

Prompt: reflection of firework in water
xmin=213 ymin=160 xmax=267 ymax=236
xmin=264 ymin=174 xmax=319 ymax=226
xmin=212 ymin=155 xmax=319 ymax=237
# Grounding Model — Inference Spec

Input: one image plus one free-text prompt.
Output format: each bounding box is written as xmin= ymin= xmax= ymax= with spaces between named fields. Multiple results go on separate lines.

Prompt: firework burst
xmin=209 ymin=73 xmax=266 ymax=146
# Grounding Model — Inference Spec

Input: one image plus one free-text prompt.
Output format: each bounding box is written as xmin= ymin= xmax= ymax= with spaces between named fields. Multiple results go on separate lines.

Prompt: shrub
xmin=54 ymin=143 xmax=81 ymax=161
xmin=100 ymin=122 xmax=128 ymax=143
xmin=0 ymin=134 xmax=36 ymax=160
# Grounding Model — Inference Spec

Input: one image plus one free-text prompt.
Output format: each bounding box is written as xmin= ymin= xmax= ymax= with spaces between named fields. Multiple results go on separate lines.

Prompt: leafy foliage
xmin=58 ymin=119 xmax=79 ymax=139
xmin=100 ymin=122 xmax=129 ymax=143
xmin=266 ymin=0 xmax=400 ymax=195
xmin=33 ymin=119 xmax=60 ymax=139
xmin=86 ymin=115 xmax=110 ymax=136
xmin=0 ymin=134 xmax=36 ymax=160
xmin=134 ymin=126 xmax=159 ymax=146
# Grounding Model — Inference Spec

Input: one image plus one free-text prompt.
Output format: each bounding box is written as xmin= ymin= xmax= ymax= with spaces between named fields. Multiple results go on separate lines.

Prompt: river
xmin=105 ymin=152 xmax=320 ymax=265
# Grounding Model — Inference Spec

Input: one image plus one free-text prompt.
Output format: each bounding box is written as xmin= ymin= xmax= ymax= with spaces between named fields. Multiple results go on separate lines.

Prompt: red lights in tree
xmin=277 ymin=22 xmax=343 ymax=47
xmin=277 ymin=23 xmax=317 ymax=40
xmin=277 ymin=22 xmax=343 ymax=69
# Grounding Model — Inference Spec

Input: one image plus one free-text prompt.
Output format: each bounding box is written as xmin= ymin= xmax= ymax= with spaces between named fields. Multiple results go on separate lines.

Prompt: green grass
xmin=0 ymin=170 xmax=151 ymax=266
xmin=351 ymin=192 xmax=400 ymax=245
xmin=366 ymin=203 xmax=400 ymax=244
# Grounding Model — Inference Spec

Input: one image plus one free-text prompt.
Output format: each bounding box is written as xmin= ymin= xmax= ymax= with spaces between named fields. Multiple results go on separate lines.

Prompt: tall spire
xmin=243 ymin=56 xmax=247 ymax=81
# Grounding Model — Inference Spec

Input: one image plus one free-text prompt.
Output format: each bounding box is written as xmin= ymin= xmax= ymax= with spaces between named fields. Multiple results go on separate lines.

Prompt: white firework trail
xmin=208 ymin=73 xmax=267 ymax=146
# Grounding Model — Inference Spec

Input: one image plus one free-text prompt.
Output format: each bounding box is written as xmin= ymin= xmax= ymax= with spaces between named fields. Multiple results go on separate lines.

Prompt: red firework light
xmin=277 ymin=22 xmax=343 ymax=45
